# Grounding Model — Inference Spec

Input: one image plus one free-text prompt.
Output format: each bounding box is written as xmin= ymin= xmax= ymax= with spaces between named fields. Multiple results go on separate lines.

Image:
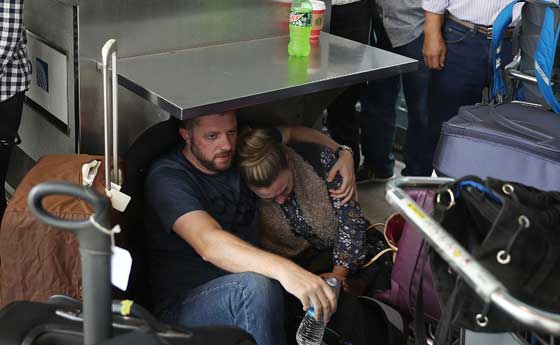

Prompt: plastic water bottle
xmin=288 ymin=0 xmax=313 ymax=56
xmin=295 ymin=277 xmax=341 ymax=345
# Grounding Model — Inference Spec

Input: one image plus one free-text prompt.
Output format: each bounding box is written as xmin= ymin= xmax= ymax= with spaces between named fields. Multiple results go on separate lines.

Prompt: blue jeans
xmin=159 ymin=272 xmax=286 ymax=345
xmin=361 ymin=34 xmax=433 ymax=176
xmin=427 ymin=20 xmax=513 ymax=163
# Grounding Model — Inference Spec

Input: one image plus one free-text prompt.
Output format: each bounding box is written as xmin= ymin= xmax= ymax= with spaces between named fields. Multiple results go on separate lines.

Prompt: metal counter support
xmin=116 ymin=33 xmax=417 ymax=120
xmin=385 ymin=177 xmax=560 ymax=336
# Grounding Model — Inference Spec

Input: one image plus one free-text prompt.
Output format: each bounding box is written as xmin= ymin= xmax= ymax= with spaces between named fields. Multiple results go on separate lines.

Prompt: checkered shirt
xmin=1 ymin=0 xmax=31 ymax=102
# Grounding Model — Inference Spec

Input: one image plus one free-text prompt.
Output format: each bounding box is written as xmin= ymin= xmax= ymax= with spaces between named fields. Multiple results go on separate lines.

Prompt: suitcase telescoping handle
xmin=28 ymin=182 xmax=113 ymax=345
xmin=102 ymin=39 xmax=120 ymax=191
xmin=385 ymin=177 xmax=560 ymax=336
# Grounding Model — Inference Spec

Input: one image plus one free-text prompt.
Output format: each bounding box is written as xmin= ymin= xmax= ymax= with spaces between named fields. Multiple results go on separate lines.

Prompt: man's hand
xmin=278 ymin=266 xmax=338 ymax=322
xmin=423 ymin=11 xmax=446 ymax=70
xmin=327 ymin=150 xmax=357 ymax=205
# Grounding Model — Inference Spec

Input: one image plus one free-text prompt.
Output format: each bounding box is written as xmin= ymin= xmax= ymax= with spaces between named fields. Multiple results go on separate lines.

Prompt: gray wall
xmin=78 ymin=0 xmax=292 ymax=59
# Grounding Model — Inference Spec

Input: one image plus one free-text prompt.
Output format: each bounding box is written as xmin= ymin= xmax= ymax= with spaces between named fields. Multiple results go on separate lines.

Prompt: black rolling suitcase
xmin=0 ymin=181 xmax=255 ymax=345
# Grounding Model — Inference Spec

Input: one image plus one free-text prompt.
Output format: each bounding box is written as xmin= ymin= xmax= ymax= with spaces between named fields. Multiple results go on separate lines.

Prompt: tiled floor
xmin=356 ymin=160 xmax=405 ymax=225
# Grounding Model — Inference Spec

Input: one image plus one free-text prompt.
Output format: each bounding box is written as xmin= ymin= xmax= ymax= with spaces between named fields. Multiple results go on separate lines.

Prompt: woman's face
xmin=250 ymin=168 xmax=294 ymax=205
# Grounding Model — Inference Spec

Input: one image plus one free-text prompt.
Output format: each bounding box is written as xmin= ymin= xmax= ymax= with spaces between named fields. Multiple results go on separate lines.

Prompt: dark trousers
xmin=427 ymin=20 xmax=513 ymax=167
xmin=361 ymin=34 xmax=432 ymax=176
xmin=0 ymin=91 xmax=25 ymax=221
xmin=326 ymin=0 xmax=372 ymax=168
xmin=361 ymin=16 xmax=433 ymax=176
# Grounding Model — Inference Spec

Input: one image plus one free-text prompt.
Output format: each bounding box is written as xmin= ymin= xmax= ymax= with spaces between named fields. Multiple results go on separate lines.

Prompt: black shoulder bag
xmin=429 ymin=176 xmax=560 ymax=344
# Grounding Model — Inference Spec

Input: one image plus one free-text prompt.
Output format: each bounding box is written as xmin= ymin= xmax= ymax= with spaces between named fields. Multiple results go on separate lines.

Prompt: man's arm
xmin=278 ymin=126 xmax=356 ymax=204
xmin=0 ymin=0 xmax=24 ymax=77
xmin=422 ymin=0 xmax=447 ymax=70
xmin=173 ymin=210 xmax=338 ymax=322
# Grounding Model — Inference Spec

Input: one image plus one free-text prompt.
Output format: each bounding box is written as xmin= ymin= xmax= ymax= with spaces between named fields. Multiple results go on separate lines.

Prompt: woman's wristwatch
xmin=336 ymin=145 xmax=354 ymax=157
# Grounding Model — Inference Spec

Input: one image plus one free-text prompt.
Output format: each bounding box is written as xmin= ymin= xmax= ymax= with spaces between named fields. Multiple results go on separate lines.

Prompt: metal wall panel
xmin=78 ymin=0 xmax=290 ymax=59
xmin=19 ymin=0 xmax=77 ymax=160
xmin=78 ymin=61 xmax=170 ymax=155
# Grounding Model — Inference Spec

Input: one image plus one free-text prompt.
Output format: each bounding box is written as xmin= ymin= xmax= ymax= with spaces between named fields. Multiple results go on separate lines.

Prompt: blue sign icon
xmin=36 ymin=57 xmax=49 ymax=93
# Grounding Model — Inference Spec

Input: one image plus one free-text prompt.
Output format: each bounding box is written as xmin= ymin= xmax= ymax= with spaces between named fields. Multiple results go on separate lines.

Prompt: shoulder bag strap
xmin=535 ymin=5 xmax=560 ymax=113
xmin=492 ymin=0 xmax=525 ymax=101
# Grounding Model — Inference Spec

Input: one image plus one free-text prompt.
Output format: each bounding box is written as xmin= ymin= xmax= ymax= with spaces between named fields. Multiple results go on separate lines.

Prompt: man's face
xmin=183 ymin=112 xmax=238 ymax=174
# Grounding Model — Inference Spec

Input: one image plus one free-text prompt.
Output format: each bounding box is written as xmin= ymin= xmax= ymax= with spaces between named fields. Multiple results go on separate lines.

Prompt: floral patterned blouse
xmin=280 ymin=144 xmax=369 ymax=272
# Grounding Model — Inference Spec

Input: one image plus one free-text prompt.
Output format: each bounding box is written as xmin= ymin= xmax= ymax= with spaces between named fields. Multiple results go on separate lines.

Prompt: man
xmin=359 ymin=0 xmax=433 ymax=181
xmin=144 ymin=111 xmax=356 ymax=345
xmin=422 ymin=0 xmax=519 ymax=164
xmin=0 ymin=0 xmax=32 ymax=220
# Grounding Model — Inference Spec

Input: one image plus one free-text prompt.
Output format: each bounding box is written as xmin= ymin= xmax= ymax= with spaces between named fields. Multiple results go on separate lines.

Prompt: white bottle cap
xmin=310 ymin=0 xmax=326 ymax=10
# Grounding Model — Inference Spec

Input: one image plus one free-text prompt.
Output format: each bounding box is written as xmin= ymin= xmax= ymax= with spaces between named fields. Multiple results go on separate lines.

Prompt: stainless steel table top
xmin=117 ymin=32 xmax=417 ymax=119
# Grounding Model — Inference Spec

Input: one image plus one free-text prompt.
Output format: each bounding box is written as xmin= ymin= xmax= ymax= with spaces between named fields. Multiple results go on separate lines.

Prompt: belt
xmin=446 ymin=13 xmax=514 ymax=40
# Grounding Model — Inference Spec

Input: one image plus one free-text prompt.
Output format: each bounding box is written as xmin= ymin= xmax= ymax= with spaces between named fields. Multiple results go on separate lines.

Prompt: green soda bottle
xmin=288 ymin=0 xmax=313 ymax=57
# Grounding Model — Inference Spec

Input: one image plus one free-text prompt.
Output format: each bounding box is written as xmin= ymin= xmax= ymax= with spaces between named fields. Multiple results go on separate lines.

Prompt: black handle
xmin=28 ymin=181 xmax=108 ymax=232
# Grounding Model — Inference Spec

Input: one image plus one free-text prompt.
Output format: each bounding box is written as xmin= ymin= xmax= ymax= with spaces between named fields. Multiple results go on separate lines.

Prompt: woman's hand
xmin=327 ymin=150 xmax=357 ymax=205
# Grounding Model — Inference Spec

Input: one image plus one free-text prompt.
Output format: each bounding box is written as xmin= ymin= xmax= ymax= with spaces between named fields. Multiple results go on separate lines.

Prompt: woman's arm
xmin=278 ymin=126 xmax=356 ymax=204
xmin=318 ymin=148 xmax=368 ymax=273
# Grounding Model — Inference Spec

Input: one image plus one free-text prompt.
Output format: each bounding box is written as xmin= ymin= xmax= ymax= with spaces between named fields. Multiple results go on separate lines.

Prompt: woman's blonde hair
xmin=237 ymin=128 xmax=289 ymax=188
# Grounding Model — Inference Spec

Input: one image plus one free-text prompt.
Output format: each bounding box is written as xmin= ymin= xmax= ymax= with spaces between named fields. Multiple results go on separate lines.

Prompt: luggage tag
xmin=106 ymin=182 xmax=131 ymax=212
xmin=82 ymin=160 xmax=101 ymax=187
xmin=111 ymin=244 xmax=132 ymax=291
xmin=89 ymin=216 xmax=133 ymax=291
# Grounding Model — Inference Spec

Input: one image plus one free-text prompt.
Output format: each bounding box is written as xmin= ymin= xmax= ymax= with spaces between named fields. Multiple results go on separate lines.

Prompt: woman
xmin=237 ymin=128 xmax=391 ymax=291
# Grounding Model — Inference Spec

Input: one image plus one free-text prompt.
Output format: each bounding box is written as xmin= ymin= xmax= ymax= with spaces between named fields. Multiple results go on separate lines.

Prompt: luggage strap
xmin=535 ymin=4 xmax=560 ymax=113
xmin=491 ymin=0 xmax=525 ymax=101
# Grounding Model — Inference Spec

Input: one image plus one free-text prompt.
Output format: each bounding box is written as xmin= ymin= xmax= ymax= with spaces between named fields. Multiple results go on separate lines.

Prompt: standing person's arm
xmin=422 ymin=0 xmax=447 ymax=70
xmin=278 ymin=125 xmax=356 ymax=204
xmin=173 ymin=211 xmax=338 ymax=322
xmin=0 ymin=0 xmax=24 ymax=77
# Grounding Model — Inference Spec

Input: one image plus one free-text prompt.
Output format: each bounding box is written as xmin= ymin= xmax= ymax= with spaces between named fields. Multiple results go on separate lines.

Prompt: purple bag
xmin=375 ymin=190 xmax=441 ymax=322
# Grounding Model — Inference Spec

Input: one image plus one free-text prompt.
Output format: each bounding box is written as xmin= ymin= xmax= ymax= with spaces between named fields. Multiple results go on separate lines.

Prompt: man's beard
xmin=190 ymin=141 xmax=232 ymax=173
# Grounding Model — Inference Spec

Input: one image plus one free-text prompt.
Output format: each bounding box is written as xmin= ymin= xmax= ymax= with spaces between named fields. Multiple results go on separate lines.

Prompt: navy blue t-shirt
xmin=144 ymin=145 xmax=258 ymax=312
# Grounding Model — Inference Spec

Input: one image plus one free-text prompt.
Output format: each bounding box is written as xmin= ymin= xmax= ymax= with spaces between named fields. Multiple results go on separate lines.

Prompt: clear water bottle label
xmin=289 ymin=11 xmax=312 ymax=27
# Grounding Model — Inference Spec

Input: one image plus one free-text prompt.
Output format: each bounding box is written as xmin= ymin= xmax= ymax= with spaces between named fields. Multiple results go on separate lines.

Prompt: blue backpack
xmin=492 ymin=0 xmax=560 ymax=110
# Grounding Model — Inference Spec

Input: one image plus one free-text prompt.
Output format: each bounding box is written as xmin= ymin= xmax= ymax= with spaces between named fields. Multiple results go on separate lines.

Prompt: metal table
xmin=116 ymin=32 xmax=417 ymax=120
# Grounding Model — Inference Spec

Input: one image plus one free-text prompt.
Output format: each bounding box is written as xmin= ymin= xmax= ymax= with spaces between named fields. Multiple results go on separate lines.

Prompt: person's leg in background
xmin=426 ymin=20 xmax=512 ymax=166
xmin=326 ymin=0 xmax=372 ymax=169
xmin=394 ymin=34 xmax=433 ymax=176
xmin=359 ymin=16 xmax=400 ymax=181
xmin=0 ymin=91 xmax=25 ymax=221
xmin=159 ymin=272 xmax=286 ymax=345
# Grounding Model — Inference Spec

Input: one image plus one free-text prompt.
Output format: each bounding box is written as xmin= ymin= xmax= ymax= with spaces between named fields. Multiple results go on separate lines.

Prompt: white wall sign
xmin=26 ymin=31 xmax=69 ymax=126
